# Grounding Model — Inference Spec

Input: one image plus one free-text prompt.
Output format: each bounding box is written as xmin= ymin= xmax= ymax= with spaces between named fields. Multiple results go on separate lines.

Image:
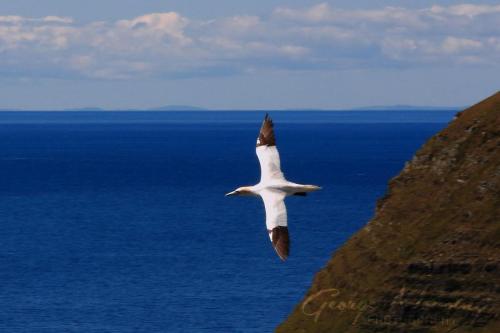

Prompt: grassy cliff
xmin=277 ymin=92 xmax=500 ymax=333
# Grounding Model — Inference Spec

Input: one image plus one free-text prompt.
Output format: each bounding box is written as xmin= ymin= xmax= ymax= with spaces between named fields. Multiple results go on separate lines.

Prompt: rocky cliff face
xmin=277 ymin=92 xmax=500 ymax=333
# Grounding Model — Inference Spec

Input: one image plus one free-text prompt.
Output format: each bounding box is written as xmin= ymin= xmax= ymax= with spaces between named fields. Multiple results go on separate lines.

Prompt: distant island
xmin=63 ymin=107 xmax=105 ymax=111
xmin=149 ymin=105 xmax=207 ymax=111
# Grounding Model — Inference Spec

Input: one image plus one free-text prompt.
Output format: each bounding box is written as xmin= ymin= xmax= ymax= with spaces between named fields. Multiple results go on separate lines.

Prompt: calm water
xmin=0 ymin=111 xmax=454 ymax=332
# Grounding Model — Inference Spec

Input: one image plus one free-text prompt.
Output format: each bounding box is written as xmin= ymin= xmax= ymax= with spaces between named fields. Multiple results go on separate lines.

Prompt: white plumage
xmin=256 ymin=145 xmax=284 ymax=182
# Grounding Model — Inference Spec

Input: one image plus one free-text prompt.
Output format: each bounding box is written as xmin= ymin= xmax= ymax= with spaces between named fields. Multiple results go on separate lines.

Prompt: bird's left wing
xmin=256 ymin=114 xmax=285 ymax=182
xmin=260 ymin=189 xmax=289 ymax=261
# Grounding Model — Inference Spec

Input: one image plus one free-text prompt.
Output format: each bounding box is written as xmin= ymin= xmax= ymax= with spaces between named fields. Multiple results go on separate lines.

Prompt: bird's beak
xmin=225 ymin=190 xmax=238 ymax=196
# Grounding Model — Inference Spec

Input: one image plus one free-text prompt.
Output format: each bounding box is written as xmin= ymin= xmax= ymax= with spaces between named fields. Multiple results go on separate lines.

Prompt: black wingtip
xmin=264 ymin=113 xmax=273 ymax=127
xmin=270 ymin=226 xmax=289 ymax=261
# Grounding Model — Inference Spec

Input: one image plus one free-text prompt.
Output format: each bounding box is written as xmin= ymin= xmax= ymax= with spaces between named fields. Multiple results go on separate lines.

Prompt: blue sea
xmin=0 ymin=111 xmax=455 ymax=332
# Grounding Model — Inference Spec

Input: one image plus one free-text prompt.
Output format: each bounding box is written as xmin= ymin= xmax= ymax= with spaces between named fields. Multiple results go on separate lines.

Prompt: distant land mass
xmin=149 ymin=105 xmax=207 ymax=111
xmin=352 ymin=104 xmax=462 ymax=111
xmin=63 ymin=107 xmax=105 ymax=111
xmin=277 ymin=91 xmax=500 ymax=333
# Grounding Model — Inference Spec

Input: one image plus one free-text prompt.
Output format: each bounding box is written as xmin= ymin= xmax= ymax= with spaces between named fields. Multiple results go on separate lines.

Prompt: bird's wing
xmin=256 ymin=114 xmax=285 ymax=182
xmin=260 ymin=189 xmax=289 ymax=261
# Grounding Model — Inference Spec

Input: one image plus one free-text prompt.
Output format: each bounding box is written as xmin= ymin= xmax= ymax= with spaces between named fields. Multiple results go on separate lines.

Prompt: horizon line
xmin=0 ymin=106 xmax=463 ymax=112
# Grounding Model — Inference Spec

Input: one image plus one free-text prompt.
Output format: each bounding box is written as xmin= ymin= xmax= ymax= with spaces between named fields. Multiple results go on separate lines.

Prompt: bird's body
xmin=226 ymin=114 xmax=321 ymax=260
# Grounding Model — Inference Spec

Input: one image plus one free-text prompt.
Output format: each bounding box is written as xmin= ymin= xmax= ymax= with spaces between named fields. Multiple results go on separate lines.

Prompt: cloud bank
xmin=0 ymin=3 xmax=499 ymax=79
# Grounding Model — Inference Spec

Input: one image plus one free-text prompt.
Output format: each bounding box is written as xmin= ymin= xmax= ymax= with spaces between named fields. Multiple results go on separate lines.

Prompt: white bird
xmin=226 ymin=114 xmax=321 ymax=260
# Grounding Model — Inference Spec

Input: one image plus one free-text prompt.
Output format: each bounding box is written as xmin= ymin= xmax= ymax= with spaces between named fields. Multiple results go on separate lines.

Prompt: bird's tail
xmin=302 ymin=185 xmax=322 ymax=192
xmin=292 ymin=185 xmax=322 ymax=196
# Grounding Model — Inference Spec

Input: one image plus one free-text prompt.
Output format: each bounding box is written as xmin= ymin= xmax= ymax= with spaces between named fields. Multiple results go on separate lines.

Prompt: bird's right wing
xmin=260 ymin=189 xmax=289 ymax=261
xmin=256 ymin=114 xmax=285 ymax=182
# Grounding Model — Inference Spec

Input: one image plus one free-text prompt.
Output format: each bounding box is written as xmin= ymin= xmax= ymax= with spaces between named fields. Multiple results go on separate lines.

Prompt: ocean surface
xmin=0 ymin=111 xmax=455 ymax=332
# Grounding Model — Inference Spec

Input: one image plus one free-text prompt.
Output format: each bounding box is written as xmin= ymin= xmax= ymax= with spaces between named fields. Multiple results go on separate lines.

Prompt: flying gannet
xmin=226 ymin=114 xmax=321 ymax=261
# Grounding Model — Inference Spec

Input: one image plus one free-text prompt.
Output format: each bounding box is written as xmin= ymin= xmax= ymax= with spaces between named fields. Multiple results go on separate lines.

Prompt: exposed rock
xmin=277 ymin=92 xmax=500 ymax=333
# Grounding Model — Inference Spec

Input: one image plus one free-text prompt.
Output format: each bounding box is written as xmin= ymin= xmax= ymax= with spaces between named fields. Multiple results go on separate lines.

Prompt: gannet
xmin=226 ymin=114 xmax=321 ymax=261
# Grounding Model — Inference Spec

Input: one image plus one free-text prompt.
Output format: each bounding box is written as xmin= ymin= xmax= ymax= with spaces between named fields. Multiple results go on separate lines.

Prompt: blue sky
xmin=0 ymin=1 xmax=499 ymax=109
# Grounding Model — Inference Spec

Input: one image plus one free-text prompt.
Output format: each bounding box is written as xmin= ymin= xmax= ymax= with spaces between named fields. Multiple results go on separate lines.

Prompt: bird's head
xmin=225 ymin=186 xmax=255 ymax=197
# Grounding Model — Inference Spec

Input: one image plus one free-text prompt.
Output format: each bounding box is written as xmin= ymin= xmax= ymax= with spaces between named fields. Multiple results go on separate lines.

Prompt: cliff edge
xmin=277 ymin=92 xmax=500 ymax=333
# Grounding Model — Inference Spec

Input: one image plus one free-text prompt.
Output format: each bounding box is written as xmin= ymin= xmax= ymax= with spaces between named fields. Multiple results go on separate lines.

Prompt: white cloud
xmin=274 ymin=3 xmax=426 ymax=28
xmin=221 ymin=15 xmax=261 ymax=32
xmin=0 ymin=15 xmax=76 ymax=51
xmin=442 ymin=37 xmax=482 ymax=53
xmin=115 ymin=12 xmax=190 ymax=45
xmin=0 ymin=3 xmax=498 ymax=80
xmin=0 ymin=15 xmax=73 ymax=24
xmin=43 ymin=16 xmax=74 ymax=24
xmin=274 ymin=3 xmax=332 ymax=22
xmin=430 ymin=4 xmax=500 ymax=18
xmin=0 ymin=16 xmax=26 ymax=24
xmin=280 ymin=45 xmax=309 ymax=57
